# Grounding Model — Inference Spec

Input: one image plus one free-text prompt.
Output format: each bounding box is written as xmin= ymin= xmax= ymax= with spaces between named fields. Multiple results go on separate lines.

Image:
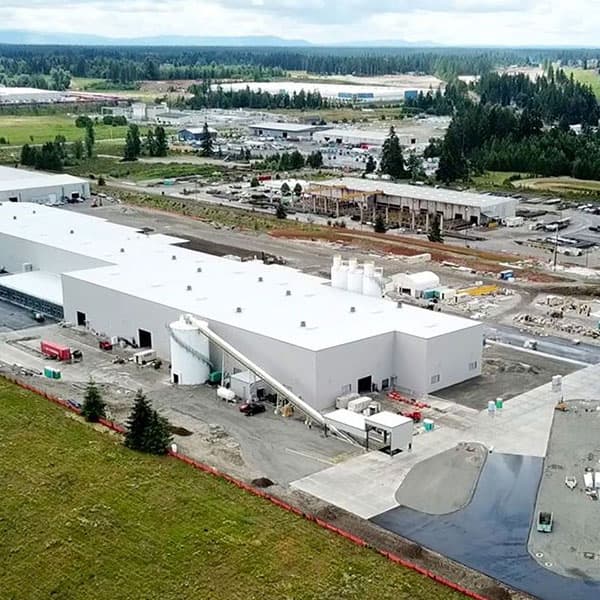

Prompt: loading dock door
xmin=357 ymin=375 xmax=372 ymax=394
xmin=138 ymin=329 xmax=152 ymax=348
xmin=76 ymin=311 xmax=86 ymax=326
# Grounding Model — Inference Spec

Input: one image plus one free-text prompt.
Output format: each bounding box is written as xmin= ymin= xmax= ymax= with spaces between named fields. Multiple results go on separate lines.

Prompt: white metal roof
xmin=179 ymin=127 xmax=217 ymax=135
xmin=364 ymin=411 xmax=413 ymax=429
xmin=0 ymin=166 xmax=88 ymax=193
xmin=0 ymin=271 xmax=63 ymax=305
xmin=324 ymin=409 xmax=366 ymax=431
xmin=0 ymin=202 xmax=481 ymax=351
xmin=312 ymin=177 xmax=516 ymax=210
xmin=401 ymin=271 xmax=440 ymax=289
xmin=249 ymin=122 xmax=321 ymax=133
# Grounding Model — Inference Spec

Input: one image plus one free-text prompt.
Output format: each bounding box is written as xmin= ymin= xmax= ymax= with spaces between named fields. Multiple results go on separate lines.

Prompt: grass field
xmin=66 ymin=157 xmax=222 ymax=180
xmin=565 ymin=68 xmax=600 ymax=98
xmin=471 ymin=171 xmax=525 ymax=188
xmin=515 ymin=176 xmax=600 ymax=195
xmin=0 ymin=115 xmax=132 ymax=146
xmin=0 ymin=379 xmax=463 ymax=600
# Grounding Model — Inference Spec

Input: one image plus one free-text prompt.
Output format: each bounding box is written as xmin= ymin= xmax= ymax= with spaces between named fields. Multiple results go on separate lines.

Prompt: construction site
xmin=3 ymin=193 xmax=600 ymax=600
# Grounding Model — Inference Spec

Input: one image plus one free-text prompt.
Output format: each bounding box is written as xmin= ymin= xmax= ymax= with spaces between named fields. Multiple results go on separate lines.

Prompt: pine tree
xmin=146 ymin=128 xmax=157 ymax=157
xmin=84 ymin=123 xmax=95 ymax=158
xmin=280 ymin=182 xmax=290 ymax=196
xmin=380 ymin=126 xmax=407 ymax=179
xmin=365 ymin=155 xmax=376 ymax=174
xmin=428 ymin=214 xmax=444 ymax=243
xmin=81 ymin=379 xmax=106 ymax=423
xmin=144 ymin=412 xmax=172 ymax=455
xmin=123 ymin=124 xmax=141 ymax=161
xmin=293 ymin=182 xmax=302 ymax=196
xmin=124 ymin=389 xmax=172 ymax=454
xmin=155 ymin=126 xmax=168 ymax=157
xmin=289 ymin=149 xmax=305 ymax=170
xmin=72 ymin=139 xmax=84 ymax=160
xmin=200 ymin=122 xmax=213 ymax=156
xmin=276 ymin=202 xmax=287 ymax=219
xmin=125 ymin=389 xmax=153 ymax=451
xmin=374 ymin=214 xmax=386 ymax=233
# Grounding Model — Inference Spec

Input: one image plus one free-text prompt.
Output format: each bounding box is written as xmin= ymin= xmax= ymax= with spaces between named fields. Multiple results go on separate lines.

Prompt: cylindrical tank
xmin=348 ymin=266 xmax=364 ymax=293
xmin=331 ymin=255 xmax=348 ymax=289
xmin=169 ymin=316 xmax=210 ymax=385
xmin=362 ymin=263 xmax=383 ymax=297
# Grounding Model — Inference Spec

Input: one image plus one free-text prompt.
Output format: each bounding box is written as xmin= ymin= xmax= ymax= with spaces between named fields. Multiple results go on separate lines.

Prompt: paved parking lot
xmin=0 ymin=299 xmax=44 ymax=332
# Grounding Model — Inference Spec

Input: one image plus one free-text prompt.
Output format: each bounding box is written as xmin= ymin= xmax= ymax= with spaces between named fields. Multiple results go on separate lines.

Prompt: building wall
xmin=0 ymin=181 xmax=90 ymax=204
xmin=62 ymin=275 xmax=318 ymax=403
xmin=315 ymin=333 xmax=395 ymax=410
xmin=425 ymin=324 xmax=484 ymax=393
xmin=393 ymin=332 xmax=429 ymax=396
xmin=0 ymin=235 xmax=108 ymax=274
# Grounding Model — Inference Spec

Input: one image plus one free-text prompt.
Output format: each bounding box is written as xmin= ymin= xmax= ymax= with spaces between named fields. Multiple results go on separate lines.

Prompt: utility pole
xmin=552 ymin=227 xmax=559 ymax=271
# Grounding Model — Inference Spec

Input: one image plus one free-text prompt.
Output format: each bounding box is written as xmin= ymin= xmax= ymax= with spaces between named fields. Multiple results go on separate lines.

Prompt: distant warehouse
xmin=313 ymin=128 xmax=416 ymax=148
xmin=0 ymin=166 xmax=90 ymax=205
xmin=307 ymin=177 xmax=517 ymax=229
xmin=177 ymin=126 xmax=218 ymax=143
xmin=249 ymin=122 xmax=329 ymax=139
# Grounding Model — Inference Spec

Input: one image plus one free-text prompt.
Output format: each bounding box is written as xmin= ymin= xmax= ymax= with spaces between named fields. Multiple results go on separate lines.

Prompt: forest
xmin=1 ymin=44 xmax=599 ymax=87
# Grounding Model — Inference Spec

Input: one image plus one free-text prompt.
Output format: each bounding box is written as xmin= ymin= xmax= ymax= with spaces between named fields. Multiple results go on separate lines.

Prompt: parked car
xmin=239 ymin=402 xmax=266 ymax=416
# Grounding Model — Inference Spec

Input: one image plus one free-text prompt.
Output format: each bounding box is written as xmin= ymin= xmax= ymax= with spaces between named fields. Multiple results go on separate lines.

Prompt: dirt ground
xmin=437 ymin=344 xmax=579 ymax=409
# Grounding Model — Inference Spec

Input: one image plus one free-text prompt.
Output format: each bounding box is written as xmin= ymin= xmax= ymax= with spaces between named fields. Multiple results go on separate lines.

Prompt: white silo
xmin=169 ymin=315 xmax=211 ymax=385
xmin=331 ymin=255 xmax=348 ymax=289
xmin=347 ymin=260 xmax=364 ymax=294
xmin=363 ymin=262 xmax=383 ymax=297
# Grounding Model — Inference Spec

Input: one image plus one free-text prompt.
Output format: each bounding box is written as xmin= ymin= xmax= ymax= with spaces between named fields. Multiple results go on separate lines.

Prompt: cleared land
xmin=0 ymin=115 xmax=132 ymax=145
xmin=0 ymin=379 xmax=464 ymax=600
xmin=515 ymin=176 xmax=600 ymax=196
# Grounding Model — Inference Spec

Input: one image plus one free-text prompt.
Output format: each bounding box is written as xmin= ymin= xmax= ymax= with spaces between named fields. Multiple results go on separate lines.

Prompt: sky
xmin=1 ymin=0 xmax=599 ymax=46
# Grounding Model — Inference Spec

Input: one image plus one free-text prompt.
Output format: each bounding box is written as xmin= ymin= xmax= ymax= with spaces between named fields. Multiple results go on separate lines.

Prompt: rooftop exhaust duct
xmin=300 ymin=320 xmax=306 ymax=328
xmin=236 ymin=307 xmax=242 ymax=313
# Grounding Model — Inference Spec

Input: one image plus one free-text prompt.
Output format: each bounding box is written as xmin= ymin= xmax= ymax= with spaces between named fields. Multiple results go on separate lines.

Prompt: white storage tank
xmin=363 ymin=262 xmax=383 ymax=297
xmin=330 ymin=255 xmax=348 ymax=289
xmin=347 ymin=260 xmax=364 ymax=294
xmin=169 ymin=316 xmax=211 ymax=385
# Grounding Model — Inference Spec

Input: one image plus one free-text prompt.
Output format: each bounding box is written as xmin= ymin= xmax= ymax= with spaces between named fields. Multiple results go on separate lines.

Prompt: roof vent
xmin=350 ymin=306 xmax=356 ymax=313
xmin=258 ymin=276 xmax=263 ymax=282
xmin=172 ymin=255 xmax=177 ymax=260
xmin=186 ymin=285 xmax=192 ymax=291
xmin=13 ymin=216 xmax=16 ymax=220
xmin=300 ymin=320 xmax=306 ymax=328
xmin=32 ymin=210 xmax=36 ymax=214
xmin=236 ymin=307 xmax=242 ymax=313
xmin=197 ymin=266 xmax=202 ymax=273
xmin=69 ymin=229 xmax=74 ymax=234
xmin=397 ymin=301 xmax=403 ymax=308
xmin=120 ymin=248 xmax=125 ymax=253
xmin=286 ymin=289 xmax=292 ymax=296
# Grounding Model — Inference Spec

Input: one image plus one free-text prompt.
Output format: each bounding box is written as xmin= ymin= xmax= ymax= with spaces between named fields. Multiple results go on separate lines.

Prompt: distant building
xmin=0 ymin=165 xmax=89 ymax=205
xmin=0 ymin=86 xmax=68 ymax=105
xmin=249 ymin=121 xmax=328 ymax=139
xmin=313 ymin=128 xmax=416 ymax=148
xmin=404 ymin=90 xmax=419 ymax=101
xmin=177 ymin=127 xmax=218 ymax=143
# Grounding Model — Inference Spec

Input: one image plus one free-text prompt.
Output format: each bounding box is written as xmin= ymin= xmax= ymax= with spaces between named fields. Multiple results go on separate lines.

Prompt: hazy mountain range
xmin=0 ymin=30 xmax=435 ymax=47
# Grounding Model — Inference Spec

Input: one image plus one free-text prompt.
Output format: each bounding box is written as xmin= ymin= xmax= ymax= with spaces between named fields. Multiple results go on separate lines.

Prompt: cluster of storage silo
xmin=330 ymin=255 xmax=383 ymax=297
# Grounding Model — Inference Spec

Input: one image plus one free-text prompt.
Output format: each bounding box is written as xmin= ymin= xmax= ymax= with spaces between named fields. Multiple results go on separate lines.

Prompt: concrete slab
xmin=293 ymin=363 xmax=600 ymax=519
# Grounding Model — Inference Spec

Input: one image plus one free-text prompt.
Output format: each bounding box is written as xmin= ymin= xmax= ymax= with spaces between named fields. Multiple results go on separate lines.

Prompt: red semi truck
xmin=40 ymin=341 xmax=72 ymax=362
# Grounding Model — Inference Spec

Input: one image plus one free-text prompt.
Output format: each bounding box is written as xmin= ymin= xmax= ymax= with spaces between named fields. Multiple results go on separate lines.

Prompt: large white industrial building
xmin=0 ymin=202 xmax=483 ymax=411
xmin=0 ymin=166 xmax=90 ymax=205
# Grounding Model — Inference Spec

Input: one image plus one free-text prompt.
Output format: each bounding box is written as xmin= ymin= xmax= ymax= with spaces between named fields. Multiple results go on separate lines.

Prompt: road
xmin=484 ymin=322 xmax=600 ymax=364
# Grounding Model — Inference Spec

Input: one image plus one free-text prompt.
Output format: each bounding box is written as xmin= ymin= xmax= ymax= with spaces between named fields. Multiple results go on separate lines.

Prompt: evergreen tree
xmin=374 ymin=214 xmax=387 ymax=233
xmin=72 ymin=139 xmax=84 ymax=160
xmin=280 ymin=182 xmax=290 ymax=195
xmin=20 ymin=143 xmax=35 ymax=166
xmin=250 ymin=176 xmax=259 ymax=187
xmin=146 ymin=128 xmax=157 ymax=157
xmin=365 ymin=155 xmax=376 ymax=174
xmin=380 ymin=126 xmax=407 ymax=179
xmin=125 ymin=389 xmax=153 ymax=451
xmin=84 ymin=123 xmax=95 ymax=158
xmin=293 ymin=182 xmax=302 ymax=196
xmin=276 ymin=202 xmax=287 ymax=219
xmin=125 ymin=389 xmax=172 ymax=455
xmin=200 ymin=122 xmax=214 ymax=156
xmin=123 ymin=124 xmax=142 ymax=161
xmin=155 ymin=126 xmax=168 ymax=157
xmin=81 ymin=379 xmax=106 ymax=423
xmin=307 ymin=150 xmax=323 ymax=168
xmin=428 ymin=214 xmax=444 ymax=243
xmin=289 ymin=149 xmax=305 ymax=170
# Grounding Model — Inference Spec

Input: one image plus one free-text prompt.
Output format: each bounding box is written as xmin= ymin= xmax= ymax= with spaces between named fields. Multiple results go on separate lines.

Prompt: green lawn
xmin=471 ymin=171 xmax=525 ymax=188
xmin=66 ymin=156 xmax=222 ymax=181
xmin=0 ymin=115 xmax=131 ymax=146
xmin=0 ymin=379 xmax=464 ymax=600
xmin=565 ymin=68 xmax=600 ymax=98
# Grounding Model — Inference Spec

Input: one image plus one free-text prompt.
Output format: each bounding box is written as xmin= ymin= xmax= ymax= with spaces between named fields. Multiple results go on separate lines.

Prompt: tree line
xmin=188 ymin=82 xmax=330 ymax=110
xmin=2 ymin=44 xmax=600 ymax=85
